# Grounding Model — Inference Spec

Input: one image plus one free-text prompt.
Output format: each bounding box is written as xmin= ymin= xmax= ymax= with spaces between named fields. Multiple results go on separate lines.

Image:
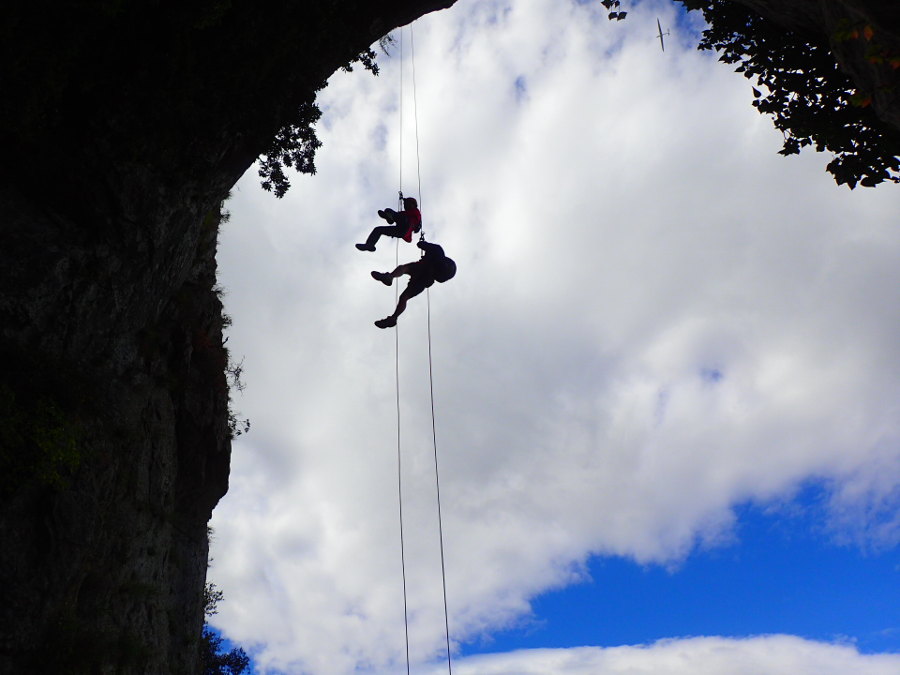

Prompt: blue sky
xmin=208 ymin=1 xmax=900 ymax=673
xmin=466 ymin=491 xmax=900 ymax=656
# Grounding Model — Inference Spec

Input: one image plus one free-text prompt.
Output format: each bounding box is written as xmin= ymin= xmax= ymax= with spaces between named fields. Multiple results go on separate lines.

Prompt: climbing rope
xmin=394 ymin=239 xmax=411 ymax=675
xmin=426 ymin=287 xmax=453 ymax=674
xmin=410 ymin=26 xmax=424 ymax=227
xmin=394 ymin=25 xmax=413 ymax=675
xmin=412 ymin=26 xmax=453 ymax=671
xmin=392 ymin=22 xmax=453 ymax=675
xmin=398 ymin=27 xmax=404 ymax=209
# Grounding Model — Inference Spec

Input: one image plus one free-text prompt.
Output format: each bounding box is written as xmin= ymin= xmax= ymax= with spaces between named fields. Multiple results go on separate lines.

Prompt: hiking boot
xmin=377 ymin=209 xmax=395 ymax=224
xmin=375 ymin=316 xmax=397 ymax=329
xmin=371 ymin=271 xmax=392 ymax=286
xmin=356 ymin=243 xmax=376 ymax=251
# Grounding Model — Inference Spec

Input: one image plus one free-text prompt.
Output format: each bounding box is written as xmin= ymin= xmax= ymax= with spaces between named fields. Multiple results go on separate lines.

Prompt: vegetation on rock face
xmin=0 ymin=361 xmax=89 ymax=497
xmin=257 ymin=98 xmax=324 ymax=198
xmin=677 ymin=0 xmax=900 ymax=189
xmin=257 ymin=49 xmax=380 ymax=197
xmin=202 ymin=532 xmax=249 ymax=675
xmin=201 ymin=628 xmax=251 ymax=675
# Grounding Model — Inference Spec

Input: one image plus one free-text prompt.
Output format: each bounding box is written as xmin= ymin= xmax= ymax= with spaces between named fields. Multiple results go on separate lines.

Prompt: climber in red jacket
xmin=356 ymin=196 xmax=422 ymax=251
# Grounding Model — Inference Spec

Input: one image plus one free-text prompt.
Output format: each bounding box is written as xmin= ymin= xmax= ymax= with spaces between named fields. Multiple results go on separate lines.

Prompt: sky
xmin=208 ymin=1 xmax=900 ymax=673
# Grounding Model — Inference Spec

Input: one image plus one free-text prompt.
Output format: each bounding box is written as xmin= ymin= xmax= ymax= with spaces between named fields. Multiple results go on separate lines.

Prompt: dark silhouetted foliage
xmin=601 ymin=0 xmax=627 ymax=21
xmin=258 ymin=97 xmax=324 ymax=198
xmin=201 ymin=578 xmax=250 ymax=674
xmin=204 ymin=582 xmax=225 ymax=617
xmin=677 ymin=0 xmax=900 ymax=188
xmin=200 ymin=628 xmax=250 ymax=675
xmin=258 ymin=49 xmax=379 ymax=197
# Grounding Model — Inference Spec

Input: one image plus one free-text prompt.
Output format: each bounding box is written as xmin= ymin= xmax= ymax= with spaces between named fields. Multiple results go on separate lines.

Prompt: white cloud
xmin=425 ymin=636 xmax=900 ymax=675
xmin=210 ymin=0 xmax=900 ymax=672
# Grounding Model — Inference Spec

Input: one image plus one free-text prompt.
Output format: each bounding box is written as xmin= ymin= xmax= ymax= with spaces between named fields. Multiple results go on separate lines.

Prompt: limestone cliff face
xmin=0 ymin=191 xmax=231 ymax=673
xmin=0 ymin=2 xmax=454 ymax=673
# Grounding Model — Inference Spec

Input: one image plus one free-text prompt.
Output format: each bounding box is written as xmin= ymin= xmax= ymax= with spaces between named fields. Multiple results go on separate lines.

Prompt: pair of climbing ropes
xmin=391 ymin=24 xmax=453 ymax=675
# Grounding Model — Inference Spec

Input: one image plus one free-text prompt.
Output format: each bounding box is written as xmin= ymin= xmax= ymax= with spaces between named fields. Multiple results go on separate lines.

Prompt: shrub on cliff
xmin=677 ymin=0 xmax=900 ymax=188
xmin=201 ymin=582 xmax=250 ymax=674
xmin=200 ymin=628 xmax=250 ymax=675
xmin=258 ymin=48 xmax=380 ymax=197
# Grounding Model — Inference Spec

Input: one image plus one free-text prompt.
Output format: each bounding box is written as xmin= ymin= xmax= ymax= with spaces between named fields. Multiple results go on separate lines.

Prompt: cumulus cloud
xmin=210 ymin=0 xmax=900 ymax=672
xmin=424 ymin=636 xmax=900 ymax=675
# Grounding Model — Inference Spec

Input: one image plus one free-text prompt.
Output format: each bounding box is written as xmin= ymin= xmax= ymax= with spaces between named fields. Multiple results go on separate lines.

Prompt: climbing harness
xmin=391 ymin=22 xmax=453 ymax=675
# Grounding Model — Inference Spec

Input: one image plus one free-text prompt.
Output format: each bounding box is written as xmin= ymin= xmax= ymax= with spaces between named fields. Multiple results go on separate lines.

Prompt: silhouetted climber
xmin=356 ymin=197 xmax=422 ymax=251
xmin=371 ymin=240 xmax=456 ymax=328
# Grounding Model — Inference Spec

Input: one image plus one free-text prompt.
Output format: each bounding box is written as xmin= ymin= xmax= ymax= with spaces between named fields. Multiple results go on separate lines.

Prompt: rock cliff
xmin=0 ymin=2 xmax=453 ymax=673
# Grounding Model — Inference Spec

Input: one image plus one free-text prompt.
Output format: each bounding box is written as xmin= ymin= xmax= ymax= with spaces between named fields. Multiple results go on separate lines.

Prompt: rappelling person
xmin=370 ymin=239 xmax=456 ymax=328
xmin=356 ymin=196 xmax=422 ymax=251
